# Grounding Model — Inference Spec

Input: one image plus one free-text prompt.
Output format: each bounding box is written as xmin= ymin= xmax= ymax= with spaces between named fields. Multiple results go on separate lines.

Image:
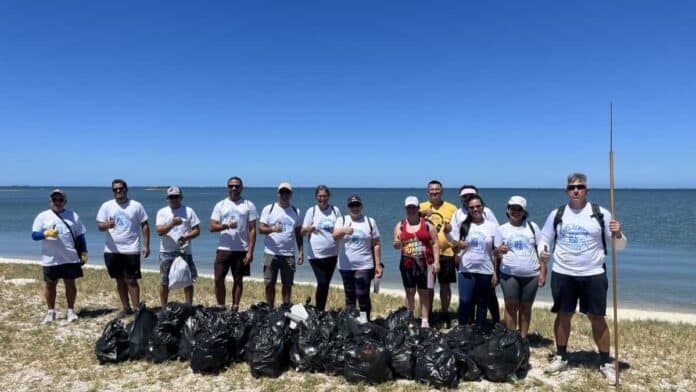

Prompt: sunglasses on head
xmin=566 ymin=184 xmax=587 ymax=191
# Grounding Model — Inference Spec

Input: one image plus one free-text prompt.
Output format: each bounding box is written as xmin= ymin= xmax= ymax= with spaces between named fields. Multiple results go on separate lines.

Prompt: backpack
xmin=553 ymin=203 xmax=607 ymax=255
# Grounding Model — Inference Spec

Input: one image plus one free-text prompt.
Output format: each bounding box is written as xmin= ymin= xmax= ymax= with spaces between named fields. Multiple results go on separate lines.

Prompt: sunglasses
xmin=112 ymin=187 xmax=126 ymax=193
xmin=227 ymin=184 xmax=241 ymax=189
xmin=468 ymin=204 xmax=483 ymax=210
xmin=566 ymin=184 xmax=587 ymax=191
xmin=348 ymin=203 xmax=362 ymax=208
xmin=508 ymin=206 xmax=524 ymax=212
xmin=51 ymin=198 xmax=65 ymax=203
xmin=167 ymin=195 xmax=181 ymax=200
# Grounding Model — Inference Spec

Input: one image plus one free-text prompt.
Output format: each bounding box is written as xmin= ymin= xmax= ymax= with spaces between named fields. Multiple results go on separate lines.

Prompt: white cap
xmin=507 ymin=195 xmax=527 ymax=210
xmin=404 ymin=196 xmax=419 ymax=207
xmin=459 ymin=188 xmax=477 ymax=197
xmin=277 ymin=182 xmax=293 ymax=191
xmin=167 ymin=186 xmax=182 ymax=196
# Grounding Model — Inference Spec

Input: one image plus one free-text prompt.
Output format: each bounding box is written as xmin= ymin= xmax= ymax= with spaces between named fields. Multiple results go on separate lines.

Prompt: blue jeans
xmin=458 ymin=272 xmax=493 ymax=327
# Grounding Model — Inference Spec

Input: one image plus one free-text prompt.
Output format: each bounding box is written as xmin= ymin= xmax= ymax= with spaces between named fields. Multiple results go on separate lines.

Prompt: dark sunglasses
xmin=468 ymin=204 xmax=483 ymax=210
xmin=112 ymin=187 xmax=126 ymax=193
xmin=279 ymin=189 xmax=292 ymax=194
xmin=51 ymin=198 xmax=65 ymax=203
xmin=566 ymin=184 xmax=587 ymax=191
xmin=167 ymin=195 xmax=181 ymax=200
xmin=348 ymin=203 xmax=362 ymax=208
xmin=227 ymin=184 xmax=241 ymax=189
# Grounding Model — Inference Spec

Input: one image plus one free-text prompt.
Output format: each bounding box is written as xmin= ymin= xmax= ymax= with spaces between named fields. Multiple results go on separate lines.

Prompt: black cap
xmin=347 ymin=194 xmax=362 ymax=205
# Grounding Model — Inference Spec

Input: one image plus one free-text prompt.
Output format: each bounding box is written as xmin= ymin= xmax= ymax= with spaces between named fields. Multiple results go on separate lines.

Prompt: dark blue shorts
xmin=551 ymin=271 xmax=608 ymax=316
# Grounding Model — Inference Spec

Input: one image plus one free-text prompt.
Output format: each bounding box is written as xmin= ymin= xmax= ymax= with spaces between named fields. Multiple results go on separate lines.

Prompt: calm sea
xmin=2 ymin=186 xmax=694 ymax=312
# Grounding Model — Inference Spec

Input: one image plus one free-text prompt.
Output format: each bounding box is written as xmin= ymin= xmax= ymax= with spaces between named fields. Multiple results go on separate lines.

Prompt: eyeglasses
xmin=227 ymin=184 xmax=241 ymax=189
xmin=566 ymin=184 xmax=587 ymax=191
xmin=112 ymin=187 xmax=126 ymax=193
xmin=468 ymin=205 xmax=483 ymax=210
xmin=51 ymin=198 xmax=65 ymax=203
xmin=348 ymin=203 xmax=362 ymax=208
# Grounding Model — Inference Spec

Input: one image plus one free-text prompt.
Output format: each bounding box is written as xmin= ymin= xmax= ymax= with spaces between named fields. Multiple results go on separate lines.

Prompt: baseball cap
xmin=347 ymin=194 xmax=362 ymax=205
xmin=167 ymin=186 xmax=182 ymax=196
xmin=50 ymin=189 xmax=66 ymax=197
xmin=277 ymin=182 xmax=293 ymax=192
xmin=459 ymin=188 xmax=477 ymax=197
xmin=507 ymin=195 xmax=527 ymax=210
xmin=404 ymin=196 xmax=419 ymax=207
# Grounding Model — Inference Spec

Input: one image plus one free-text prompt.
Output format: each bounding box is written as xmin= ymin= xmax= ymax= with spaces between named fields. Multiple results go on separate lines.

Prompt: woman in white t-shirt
xmin=301 ymin=185 xmax=341 ymax=311
xmin=494 ymin=196 xmax=549 ymax=338
xmin=454 ymin=195 xmax=498 ymax=327
xmin=333 ymin=194 xmax=383 ymax=321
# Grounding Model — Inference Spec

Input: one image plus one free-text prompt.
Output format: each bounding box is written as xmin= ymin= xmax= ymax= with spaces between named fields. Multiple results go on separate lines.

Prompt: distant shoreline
xmin=2 ymin=186 xmax=695 ymax=191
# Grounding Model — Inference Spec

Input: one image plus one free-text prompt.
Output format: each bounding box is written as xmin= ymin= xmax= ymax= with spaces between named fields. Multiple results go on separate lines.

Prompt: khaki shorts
xmin=263 ymin=253 xmax=295 ymax=286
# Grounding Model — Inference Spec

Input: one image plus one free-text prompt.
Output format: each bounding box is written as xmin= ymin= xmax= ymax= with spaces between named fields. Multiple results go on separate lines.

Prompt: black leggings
xmin=340 ymin=268 xmax=374 ymax=319
xmin=309 ymin=256 xmax=337 ymax=311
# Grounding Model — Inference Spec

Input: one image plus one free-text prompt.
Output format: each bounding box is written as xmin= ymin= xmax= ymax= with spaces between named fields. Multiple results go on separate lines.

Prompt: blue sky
xmin=1 ymin=1 xmax=694 ymax=188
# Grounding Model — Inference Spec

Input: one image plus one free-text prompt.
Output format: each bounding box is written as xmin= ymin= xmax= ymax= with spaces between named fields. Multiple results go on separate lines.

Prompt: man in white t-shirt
xmin=539 ymin=173 xmax=626 ymax=385
xmin=258 ymin=182 xmax=303 ymax=308
xmin=155 ymin=186 xmax=200 ymax=308
xmin=32 ymin=189 xmax=88 ymax=324
xmin=209 ymin=176 xmax=258 ymax=311
xmin=96 ymin=179 xmax=150 ymax=317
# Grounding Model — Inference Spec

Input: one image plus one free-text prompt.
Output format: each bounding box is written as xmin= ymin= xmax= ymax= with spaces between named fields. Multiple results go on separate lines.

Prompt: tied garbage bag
xmin=183 ymin=307 xmax=237 ymax=373
xmin=146 ymin=303 xmax=196 ymax=363
xmin=470 ymin=324 xmax=529 ymax=382
xmin=344 ymin=338 xmax=393 ymax=384
xmin=246 ymin=323 xmax=290 ymax=378
xmin=178 ymin=315 xmax=200 ymax=361
xmin=168 ymin=256 xmax=193 ymax=290
xmin=385 ymin=306 xmax=414 ymax=330
xmin=444 ymin=324 xmax=489 ymax=353
xmin=190 ymin=330 xmax=231 ymax=374
xmin=127 ymin=304 xmax=157 ymax=360
xmin=414 ymin=343 xmax=459 ymax=388
xmin=95 ymin=319 xmax=130 ymax=363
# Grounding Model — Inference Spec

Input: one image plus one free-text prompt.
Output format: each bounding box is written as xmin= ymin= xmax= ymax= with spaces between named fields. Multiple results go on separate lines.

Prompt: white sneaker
xmin=544 ymin=355 xmax=568 ymax=374
xmin=66 ymin=309 xmax=79 ymax=323
xmin=41 ymin=311 xmax=56 ymax=325
xmin=599 ymin=362 xmax=618 ymax=386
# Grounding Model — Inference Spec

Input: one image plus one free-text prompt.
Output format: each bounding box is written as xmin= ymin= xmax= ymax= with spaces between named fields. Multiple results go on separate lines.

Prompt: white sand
xmin=3 ymin=256 xmax=694 ymax=324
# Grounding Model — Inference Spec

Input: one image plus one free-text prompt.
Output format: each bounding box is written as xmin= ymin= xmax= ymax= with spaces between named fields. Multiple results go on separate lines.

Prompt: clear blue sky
xmin=1 ymin=1 xmax=694 ymax=188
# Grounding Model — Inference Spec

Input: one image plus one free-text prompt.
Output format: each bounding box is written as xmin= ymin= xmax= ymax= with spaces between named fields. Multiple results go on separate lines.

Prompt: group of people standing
xmin=31 ymin=172 xmax=626 ymax=384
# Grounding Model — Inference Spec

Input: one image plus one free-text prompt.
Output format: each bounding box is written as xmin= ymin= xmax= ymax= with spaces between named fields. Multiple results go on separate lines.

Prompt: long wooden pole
xmin=609 ymin=102 xmax=620 ymax=385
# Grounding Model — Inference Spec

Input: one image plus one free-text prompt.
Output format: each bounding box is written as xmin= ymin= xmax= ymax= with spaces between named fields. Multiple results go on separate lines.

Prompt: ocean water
xmin=2 ymin=186 xmax=694 ymax=312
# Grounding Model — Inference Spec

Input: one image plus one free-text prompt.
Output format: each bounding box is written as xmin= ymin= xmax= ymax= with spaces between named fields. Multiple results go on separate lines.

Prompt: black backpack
xmin=553 ymin=203 xmax=607 ymax=255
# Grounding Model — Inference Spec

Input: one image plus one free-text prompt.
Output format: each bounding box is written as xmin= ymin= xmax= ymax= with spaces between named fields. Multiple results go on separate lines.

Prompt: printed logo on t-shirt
xmin=346 ymin=228 xmax=369 ymax=244
xmin=467 ymin=232 xmax=486 ymax=254
xmin=507 ymin=233 xmax=531 ymax=251
xmin=559 ymin=224 xmax=592 ymax=251
xmin=316 ymin=216 xmax=336 ymax=232
xmin=275 ymin=216 xmax=295 ymax=233
xmin=113 ymin=211 xmax=130 ymax=234
xmin=402 ymin=237 xmax=425 ymax=258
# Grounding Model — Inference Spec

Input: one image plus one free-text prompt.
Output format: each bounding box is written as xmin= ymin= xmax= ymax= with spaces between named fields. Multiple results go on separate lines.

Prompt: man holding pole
xmin=539 ymin=172 xmax=626 ymax=385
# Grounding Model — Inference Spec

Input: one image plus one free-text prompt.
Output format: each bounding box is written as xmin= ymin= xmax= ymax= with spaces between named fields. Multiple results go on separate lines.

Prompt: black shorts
xmin=214 ymin=250 xmax=250 ymax=280
xmin=400 ymin=257 xmax=433 ymax=290
xmin=43 ymin=263 xmax=83 ymax=282
xmin=436 ymin=256 xmax=457 ymax=284
xmin=104 ymin=253 xmax=142 ymax=280
xmin=551 ymin=271 xmax=608 ymax=316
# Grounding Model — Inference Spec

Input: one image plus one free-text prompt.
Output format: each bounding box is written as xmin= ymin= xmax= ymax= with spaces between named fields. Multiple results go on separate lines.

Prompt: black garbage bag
xmin=344 ymin=338 xmax=393 ymax=384
xmin=127 ymin=304 xmax=157 ymax=360
xmin=95 ymin=319 xmax=130 ymax=364
xmin=246 ymin=323 xmax=290 ymax=378
xmin=386 ymin=306 xmax=413 ymax=330
xmin=146 ymin=303 xmax=197 ymax=363
xmin=470 ymin=324 xmax=529 ymax=382
xmin=451 ymin=350 xmax=483 ymax=381
xmin=190 ymin=330 xmax=231 ymax=374
xmin=384 ymin=326 xmax=420 ymax=379
xmin=415 ymin=327 xmax=444 ymax=350
xmin=444 ymin=324 xmax=489 ymax=353
xmin=414 ymin=343 xmax=459 ymax=388
xmin=228 ymin=311 xmax=251 ymax=362
xmin=289 ymin=306 xmax=334 ymax=372
xmin=177 ymin=315 xmax=200 ymax=361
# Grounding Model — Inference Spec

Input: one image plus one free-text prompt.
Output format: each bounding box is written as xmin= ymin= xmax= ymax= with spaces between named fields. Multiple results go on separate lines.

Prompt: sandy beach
xmin=2 ymin=256 xmax=694 ymax=325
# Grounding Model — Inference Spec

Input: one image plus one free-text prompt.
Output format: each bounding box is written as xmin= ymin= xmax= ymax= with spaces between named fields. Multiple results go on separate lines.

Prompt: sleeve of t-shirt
xmin=32 ymin=213 xmax=44 ymax=232
xmin=538 ymin=210 xmax=557 ymax=253
xmin=210 ymin=202 xmax=222 ymax=222
xmin=189 ymin=208 xmax=201 ymax=228
xmin=96 ymin=203 xmax=109 ymax=223
xmin=156 ymin=208 xmax=167 ymax=226
xmin=138 ymin=203 xmax=149 ymax=223
xmin=493 ymin=226 xmax=503 ymax=247
xmin=370 ymin=218 xmax=380 ymax=239
xmin=259 ymin=205 xmax=271 ymax=225
xmin=294 ymin=209 xmax=302 ymax=228
xmin=303 ymin=208 xmax=313 ymax=227
xmin=248 ymin=201 xmax=258 ymax=222
xmin=447 ymin=211 xmax=461 ymax=242
xmin=73 ymin=212 xmax=86 ymax=236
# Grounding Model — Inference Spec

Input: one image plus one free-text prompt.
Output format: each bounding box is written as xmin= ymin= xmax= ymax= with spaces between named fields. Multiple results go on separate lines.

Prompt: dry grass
xmin=0 ymin=262 xmax=694 ymax=391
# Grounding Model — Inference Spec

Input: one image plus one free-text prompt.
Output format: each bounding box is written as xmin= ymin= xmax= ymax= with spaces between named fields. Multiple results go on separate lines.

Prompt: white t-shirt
xmin=96 ymin=199 xmax=149 ymax=254
xmin=457 ymin=220 xmax=498 ymax=274
xmin=494 ymin=221 xmax=542 ymax=277
xmin=259 ymin=203 xmax=302 ymax=256
xmin=303 ymin=204 xmax=341 ymax=259
xmin=447 ymin=206 xmax=499 ymax=243
xmin=539 ymin=203 xmax=627 ymax=277
xmin=156 ymin=205 xmax=200 ymax=254
xmin=210 ymin=198 xmax=258 ymax=251
xmin=32 ymin=209 xmax=86 ymax=266
xmin=336 ymin=215 xmax=380 ymax=271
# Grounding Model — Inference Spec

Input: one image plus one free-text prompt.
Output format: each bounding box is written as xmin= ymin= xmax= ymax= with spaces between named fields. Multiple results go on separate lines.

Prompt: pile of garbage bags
xmin=95 ymin=303 xmax=529 ymax=387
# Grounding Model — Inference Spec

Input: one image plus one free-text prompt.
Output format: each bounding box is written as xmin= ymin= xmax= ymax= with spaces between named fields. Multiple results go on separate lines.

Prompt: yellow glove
xmin=44 ymin=227 xmax=59 ymax=238
xmin=80 ymin=253 xmax=89 ymax=265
